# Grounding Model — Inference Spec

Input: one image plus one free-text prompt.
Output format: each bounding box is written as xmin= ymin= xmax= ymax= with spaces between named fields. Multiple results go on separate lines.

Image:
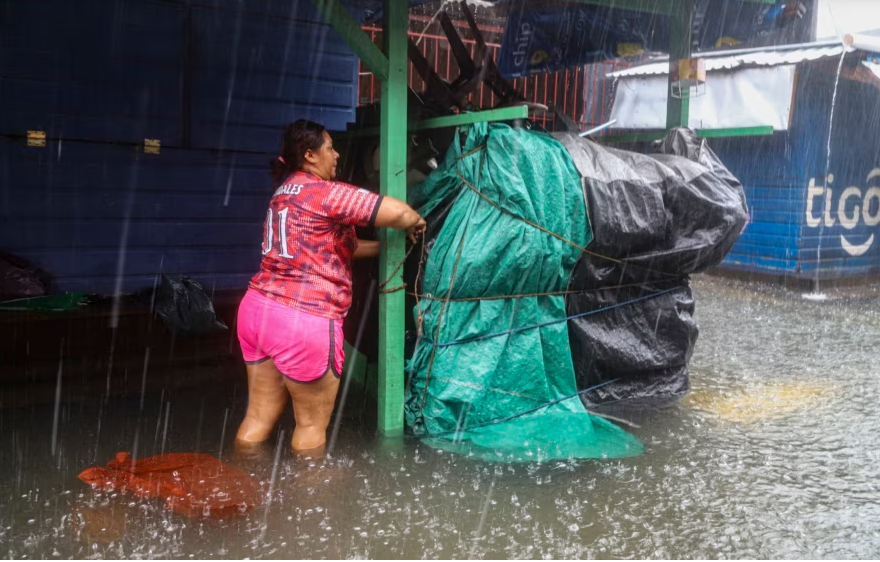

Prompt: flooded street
xmin=2 ymin=274 xmax=880 ymax=559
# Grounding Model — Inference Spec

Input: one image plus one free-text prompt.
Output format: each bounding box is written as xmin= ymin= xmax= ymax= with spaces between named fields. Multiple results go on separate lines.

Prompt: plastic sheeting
xmin=555 ymin=128 xmax=749 ymax=405
xmin=404 ymin=122 xmax=643 ymax=461
xmin=78 ymin=452 xmax=262 ymax=518
xmin=610 ymin=66 xmax=797 ymax=130
xmin=0 ymin=253 xmax=48 ymax=300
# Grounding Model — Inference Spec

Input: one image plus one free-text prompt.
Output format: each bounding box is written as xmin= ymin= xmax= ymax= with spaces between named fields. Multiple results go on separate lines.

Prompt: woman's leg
xmin=284 ymin=370 xmax=340 ymax=453
xmin=235 ymin=359 xmax=289 ymax=443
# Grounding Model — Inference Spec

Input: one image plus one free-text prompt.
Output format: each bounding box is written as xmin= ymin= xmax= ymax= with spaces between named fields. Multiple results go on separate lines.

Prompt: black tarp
xmin=554 ymin=128 xmax=748 ymax=406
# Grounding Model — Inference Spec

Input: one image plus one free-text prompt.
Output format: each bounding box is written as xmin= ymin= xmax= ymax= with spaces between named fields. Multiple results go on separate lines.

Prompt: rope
xmin=413 ymin=233 xmax=427 ymax=337
xmin=378 ymin=285 xmax=407 ymax=294
xmin=457 ymin=144 xmax=486 ymax=161
xmin=420 ymin=219 xmax=468 ymax=413
xmin=425 ymin=286 xmax=679 ymax=349
xmin=454 ymin=146 xmax=680 ymax=281
xmin=425 ymin=379 xmax=619 ymax=438
xmin=380 ymin=143 xmax=684 ymax=420
xmin=377 ymin=234 xmax=422 ymax=294
xmin=411 ymin=281 xmax=675 ymax=302
xmin=418 ymin=151 xmax=486 ymax=413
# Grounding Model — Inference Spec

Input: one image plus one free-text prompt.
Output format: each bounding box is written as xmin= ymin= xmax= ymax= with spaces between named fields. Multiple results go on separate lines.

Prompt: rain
xmin=2 ymin=0 xmax=880 ymax=559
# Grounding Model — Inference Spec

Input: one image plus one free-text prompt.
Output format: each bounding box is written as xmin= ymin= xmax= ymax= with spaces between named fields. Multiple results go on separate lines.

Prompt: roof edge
xmin=609 ymin=41 xmax=856 ymax=78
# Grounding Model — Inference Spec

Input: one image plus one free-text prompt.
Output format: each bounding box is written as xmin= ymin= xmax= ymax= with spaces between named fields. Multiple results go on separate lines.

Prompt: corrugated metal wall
xmin=0 ymin=0 xmax=358 ymax=294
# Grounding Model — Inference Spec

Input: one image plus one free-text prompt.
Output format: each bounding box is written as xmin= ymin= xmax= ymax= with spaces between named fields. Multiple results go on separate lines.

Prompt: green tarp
xmin=404 ymin=123 xmax=642 ymax=462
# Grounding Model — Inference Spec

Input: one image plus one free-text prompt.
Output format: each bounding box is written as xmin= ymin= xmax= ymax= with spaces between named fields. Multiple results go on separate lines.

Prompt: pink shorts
xmin=237 ymin=289 xmax=344 ymax=383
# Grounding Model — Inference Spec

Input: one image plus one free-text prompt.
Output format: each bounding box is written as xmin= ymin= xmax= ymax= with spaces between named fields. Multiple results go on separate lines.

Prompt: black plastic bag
xmin=0 ymin=252 xmax=48 ymax=300
xmin=154 ymin=275 xmax=227 ymax=336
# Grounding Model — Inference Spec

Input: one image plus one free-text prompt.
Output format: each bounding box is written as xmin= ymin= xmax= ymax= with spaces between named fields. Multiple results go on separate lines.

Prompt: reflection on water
xmin=685 ymin=381 xmax=830 ymax=423
xmin=2 ymin=274 xmax=880 ymax=558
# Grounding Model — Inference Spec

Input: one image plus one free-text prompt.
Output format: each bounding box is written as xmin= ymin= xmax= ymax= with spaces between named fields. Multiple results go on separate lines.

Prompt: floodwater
xmin=2 ymin=274 xmax=880 ymax=559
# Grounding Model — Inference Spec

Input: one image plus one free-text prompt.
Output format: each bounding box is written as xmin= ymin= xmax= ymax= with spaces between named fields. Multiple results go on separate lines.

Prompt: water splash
xmin=160 ymin=402 xmax=171 ymax=456
xmin=812 ymin=48 xmax=848 ymax=296
xmin=259 ymin=430 xmax=285 ymax=543
xmin=50 ymin=346 xmax=63 ymax=458
xmin=218 ymin=407 xmax=230 ymax=460
xmin=138 ymin=348 xmax=151 ymax=412
xmin=468 ymin=477 xmax=495 ymax=559
xmin=801 ymin=291 xmax=829 ymax=301
xmin=328 ymin=279 xmax=377 ymax=454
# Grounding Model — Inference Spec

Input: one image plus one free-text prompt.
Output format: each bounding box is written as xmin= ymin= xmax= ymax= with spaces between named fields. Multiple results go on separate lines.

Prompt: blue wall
xmin=712 ymin=131 xmax=803 ymax=275
xmin=714 ymin=57 xmax=880 ymax=280
xmin=0 ymin=0 xmax=358 ymax=293
xmin=792 ymin=62 xmax=880 ymax=279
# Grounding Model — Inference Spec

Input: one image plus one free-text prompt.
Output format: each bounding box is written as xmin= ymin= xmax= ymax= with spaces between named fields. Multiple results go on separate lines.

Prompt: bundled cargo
xmin=403 ymin=124 xmax=747 ymax=460
xmin=555 ymin=128 xmax=748 ymax=406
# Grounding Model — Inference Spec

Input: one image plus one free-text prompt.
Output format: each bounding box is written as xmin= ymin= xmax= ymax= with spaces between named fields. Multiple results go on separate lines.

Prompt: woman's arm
xmin=353 ymin=239 xmax=380 ymax=259
xmin=373 ymin=196 xmax=426 ymax=242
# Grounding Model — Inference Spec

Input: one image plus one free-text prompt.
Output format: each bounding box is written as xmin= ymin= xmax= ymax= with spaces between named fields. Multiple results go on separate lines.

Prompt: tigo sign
xmin=805 ymin=169 xmax=880 ymax=256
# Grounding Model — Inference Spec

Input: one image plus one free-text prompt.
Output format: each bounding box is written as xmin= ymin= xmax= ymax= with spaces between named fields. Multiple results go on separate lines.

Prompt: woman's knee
xmin=236 ymin=413 xmax=277 ymax=443
xmin=291 ymin=426 xmax=328 ymax=452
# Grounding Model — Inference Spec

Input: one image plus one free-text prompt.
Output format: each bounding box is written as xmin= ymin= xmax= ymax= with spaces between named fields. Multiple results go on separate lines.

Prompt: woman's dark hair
xmin=270 ymin=119 xmax=326 ymax=184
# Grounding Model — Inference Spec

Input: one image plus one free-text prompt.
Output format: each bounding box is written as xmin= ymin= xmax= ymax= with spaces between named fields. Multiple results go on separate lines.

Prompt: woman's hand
xmin=406 ymin=217 xmax=427 ymax=243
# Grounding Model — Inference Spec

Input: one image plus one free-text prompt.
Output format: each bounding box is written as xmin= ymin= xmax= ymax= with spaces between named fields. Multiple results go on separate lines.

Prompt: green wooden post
xmin=377 ymin=0 xmax=408 ymax=436
xmin=667 ymin=0 xmax=695 ymax=129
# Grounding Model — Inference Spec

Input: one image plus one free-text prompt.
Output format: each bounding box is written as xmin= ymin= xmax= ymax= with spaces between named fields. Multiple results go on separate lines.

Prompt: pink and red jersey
xmin=249 ymin=171 xmax=382 ymax=319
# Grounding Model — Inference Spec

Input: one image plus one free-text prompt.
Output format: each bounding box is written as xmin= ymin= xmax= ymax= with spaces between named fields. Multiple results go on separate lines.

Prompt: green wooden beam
xmin=597 ymin=126 xmax=775 ymax=144
xmin=697 ymin=126 xmax=774 ymax=138
xmin=339 ymin=108 xmax=531 ymax=139
xmin=413 ymin=106 xmax=529 ymax=131
xmin=377 ymin=0 xmax=408 ymax=437
xmin=308 ymin=0 xmax=389 ymax=82
xmin=339 ymin=106 xmax=531 ymax=139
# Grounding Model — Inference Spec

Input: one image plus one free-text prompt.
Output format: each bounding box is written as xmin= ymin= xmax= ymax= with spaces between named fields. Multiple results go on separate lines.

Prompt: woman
xmin=235 ymin=119 xmax=426 ymax=454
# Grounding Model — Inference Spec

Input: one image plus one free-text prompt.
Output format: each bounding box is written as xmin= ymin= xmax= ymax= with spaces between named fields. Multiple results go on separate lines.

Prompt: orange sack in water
xmin=78 ymin=452 xmax=263 ymax=518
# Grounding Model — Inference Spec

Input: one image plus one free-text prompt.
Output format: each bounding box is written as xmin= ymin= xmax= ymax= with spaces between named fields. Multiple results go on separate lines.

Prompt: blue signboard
xmin=497 ymin=0 xmax=813 ymax=78
xmin=697 ymin=0 xmax=814 ymax=50
xmin=497 ymin=3 xmax=667 ymax=78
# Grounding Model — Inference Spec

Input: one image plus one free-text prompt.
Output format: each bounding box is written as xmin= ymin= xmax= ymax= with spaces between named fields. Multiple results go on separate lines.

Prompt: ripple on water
xmin=2 ymin=275 xmax=880 ymax=558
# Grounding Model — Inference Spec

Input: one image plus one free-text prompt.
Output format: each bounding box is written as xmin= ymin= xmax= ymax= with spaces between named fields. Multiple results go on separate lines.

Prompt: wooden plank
xmin=413 ymin=106 xmax=529 ymax=131
xmin=377 ymin=0 xmax=408 ymax=437
xmin=338 ymin=106 xmax=531 ymax=139
xmin=699 ymin=126 xmax=775 ymax=139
